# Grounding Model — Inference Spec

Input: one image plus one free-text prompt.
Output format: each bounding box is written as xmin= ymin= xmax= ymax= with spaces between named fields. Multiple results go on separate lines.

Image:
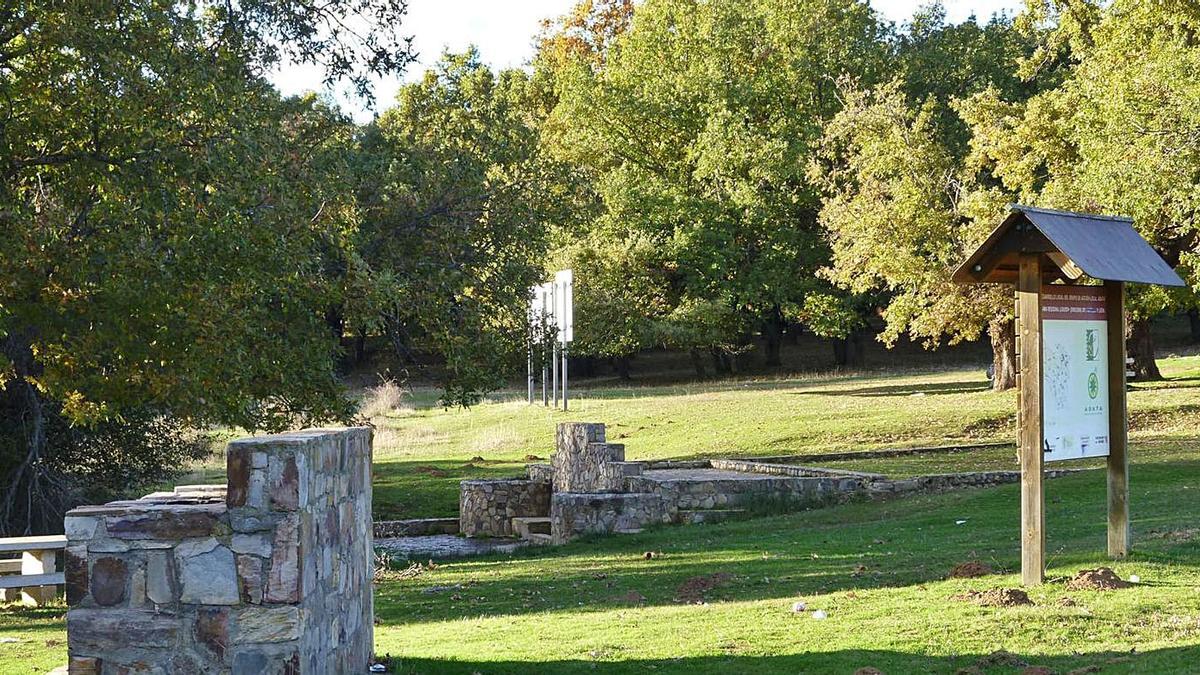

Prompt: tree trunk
xmin=710 ymin=347 xmax=730 ymax=375
xmin=1188 ymin=309 xmax=1200 ymax=343
xmin=1 ymin=378 xmax=48 ymax=536
xmin=689 ymin=349 xmax=706 ymax=379
xmin=763 ymin=306 xmax=784 ymax=368
xmin=1127 ymin=316 xmax=1163 ymax=380
xmin=989 ymin=318 xmax=1017 ymax=391
xmin=614 ymin=355 xmax=632 ymax=381
xmin=832 ymin=330 xmax=866 ymax=368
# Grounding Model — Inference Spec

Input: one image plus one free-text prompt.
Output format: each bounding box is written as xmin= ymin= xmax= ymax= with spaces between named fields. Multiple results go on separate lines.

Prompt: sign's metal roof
xmin=953 ymin=205 xmax=1185 ymax=287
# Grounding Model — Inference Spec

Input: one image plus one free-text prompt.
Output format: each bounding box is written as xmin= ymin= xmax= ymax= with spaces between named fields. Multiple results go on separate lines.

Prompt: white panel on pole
xmin=555 ymin=269 xmax=573 ymax=343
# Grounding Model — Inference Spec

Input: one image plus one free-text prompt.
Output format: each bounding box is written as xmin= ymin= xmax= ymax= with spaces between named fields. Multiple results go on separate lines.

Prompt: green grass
xmin=368 ymin=355 xmax=1200 ymax=518
xmin=368 ymin=462 xmax=1200 ymax=674
xmin=4 ymin=356 xmax=1200 ymax=672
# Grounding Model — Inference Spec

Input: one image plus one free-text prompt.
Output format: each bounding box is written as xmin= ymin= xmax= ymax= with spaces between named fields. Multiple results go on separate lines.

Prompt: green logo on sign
xmin=1085 ymin=329 xmax=1098 ymax=361
xmin=1088 ymin=372 xmax=1099 ymax=399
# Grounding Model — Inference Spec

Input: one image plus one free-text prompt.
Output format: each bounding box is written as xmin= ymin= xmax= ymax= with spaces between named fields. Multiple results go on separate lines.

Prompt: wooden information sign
xmin=954 ymin=205 xmax=1183 ymax=586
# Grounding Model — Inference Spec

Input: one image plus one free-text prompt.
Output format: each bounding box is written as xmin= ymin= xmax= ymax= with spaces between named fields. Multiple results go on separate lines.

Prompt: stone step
xmin=524 ymin=532 xmax=553 ymax=545
xmin=676 ymin=508 xmax=747 ymax=525
xmin=511 ymin=516 xmax=552 ymax=539
xmin=613 ymin=528 xmax=643 ymax=535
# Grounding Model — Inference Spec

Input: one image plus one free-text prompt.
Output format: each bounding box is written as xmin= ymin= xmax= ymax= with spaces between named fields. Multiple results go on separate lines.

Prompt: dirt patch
xmin=469 ymin=455 xmax=486 ymax=462
xmin=953 ymin=588 xmax=1033 ymax=607
xmin=414 ymin=465 xmax=448 ymax=478
xmin=1151 ymin=528 xmax=1198 ymax=542
xmin=1021 ymin=667 xmax=1054 ymax=675
xmin=523 ymin=454 xmax=543 ymax=461
xmin=961 ymin=414 xmax=1015 ymax=437
xmin=949 ymin=561 xmax=994 ymax=579
xmin=975 ymin=650 xmax=1029 ymax=668
xmin=675 ymin=572 xmax=733 ymax=604
xmin=1066 ymin=567 xmax=1131 ymax=591
xmin=853 ymin=668 xmax=885 ymax=675
xmin=613 ymin=590 xmax=646 ymax=604
xmin=1057 ymin=596 xmax=1079 ymax=607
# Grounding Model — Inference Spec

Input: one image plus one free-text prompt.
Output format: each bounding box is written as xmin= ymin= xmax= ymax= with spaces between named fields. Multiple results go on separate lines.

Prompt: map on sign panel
xmin=1041 ymin=285 xmax=1110 ymax=462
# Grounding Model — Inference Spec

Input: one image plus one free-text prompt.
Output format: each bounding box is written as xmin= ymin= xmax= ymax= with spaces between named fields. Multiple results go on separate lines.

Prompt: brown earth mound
xmin=614 ymin=590 xmax=646 ymax=604
xmin=1066 ymin=567 xmax=1131 ymax=591
xmin=414 ymin=465 xmax=448 ymax=477
xmin=949 ymin=561 xmax=994 ymax=578
xmin=675 ymin=572 xmax=733 ymax=604
xmin=953 ymin=588 xmax=1032 ymax=607
xmin=975 ymin=650 xmax=1029 ymax=668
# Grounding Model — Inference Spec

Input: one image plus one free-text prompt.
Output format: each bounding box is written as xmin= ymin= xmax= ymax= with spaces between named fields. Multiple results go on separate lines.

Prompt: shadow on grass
xmin=383 ymin=647 xmax=1191 ymax=675
xmin=373 ymin=462 xmax=1200 ymax=627
xmin=372 ymin=458 xmax=529 ymax=520
xmin=797 ymin=380 xmax=992 ymax=398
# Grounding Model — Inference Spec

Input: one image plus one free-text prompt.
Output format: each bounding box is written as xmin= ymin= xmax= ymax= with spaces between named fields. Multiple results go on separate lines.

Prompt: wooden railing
xmin=0 ymin=535 xmax=68 ymax=605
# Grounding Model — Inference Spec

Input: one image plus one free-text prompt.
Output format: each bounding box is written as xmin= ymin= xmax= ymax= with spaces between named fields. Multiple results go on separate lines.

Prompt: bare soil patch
xmin=413 ymin=465 xmax=448 ymax=478
xmin=675 ymin=572 xmax=733 ymax=604
xmin=953 ymin=588 xmax=1032 ymax=607
xmin=614 ymin=590 xmax=646 ymax=604
xmin=949 ymin=561 xmax=994 ymax=578
xmin=1066 ymin=567 xmax=1131 ymax=591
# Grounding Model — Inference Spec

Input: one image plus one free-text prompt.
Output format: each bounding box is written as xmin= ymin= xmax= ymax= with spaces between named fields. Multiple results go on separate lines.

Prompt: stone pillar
xmin=64 ymin=427 xmax=373 ymax=674
xmin=552 ymin=422 xmax=627 ymax=493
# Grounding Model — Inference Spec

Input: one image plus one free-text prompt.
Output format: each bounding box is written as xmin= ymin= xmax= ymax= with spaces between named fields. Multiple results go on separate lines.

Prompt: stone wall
xmin=626 ymin=474 xmax=866 ymax=510
xmin=459 ymin=479 xmax=551 ymax=537
xmin=550 ymin=493 xmax=671 ymax=544
xmin=63 ymin=428 xmax=374 ymax=674
xmin=709 ymin=458 xmax=884 ymax=480
xmin=865 ymin=469 xmax=1082 ymax=498
xmin=552 ymin=422 xmax=627 ymax=493
xmin=526 ymin=463 xmax=553 ymax=483
xmin=373 ymin=518 xmax=459 ymax=538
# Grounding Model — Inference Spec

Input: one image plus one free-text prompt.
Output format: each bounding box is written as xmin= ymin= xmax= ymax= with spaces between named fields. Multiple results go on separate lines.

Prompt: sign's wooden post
xmin=1017 ymin=252 xmax=1045 ymax=586
xmin=1106 ymin=280 xmax=1129 ymax=557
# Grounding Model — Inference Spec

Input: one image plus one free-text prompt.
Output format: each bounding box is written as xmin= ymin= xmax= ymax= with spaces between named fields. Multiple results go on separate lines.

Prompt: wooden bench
xmin=0 ymin=534 xmax=68 ymax=605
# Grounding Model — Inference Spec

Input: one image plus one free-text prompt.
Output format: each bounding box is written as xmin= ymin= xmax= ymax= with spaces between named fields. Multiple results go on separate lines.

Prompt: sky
xmin=271 ymin=0 xmax=1025 ymax=122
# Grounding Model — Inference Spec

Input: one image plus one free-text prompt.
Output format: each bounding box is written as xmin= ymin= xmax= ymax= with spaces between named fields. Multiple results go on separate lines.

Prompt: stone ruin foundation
xmin=63 ymin=427 xmax=374 ymax=674
xmin=460 ymin=422 xmax=1084 ymax=547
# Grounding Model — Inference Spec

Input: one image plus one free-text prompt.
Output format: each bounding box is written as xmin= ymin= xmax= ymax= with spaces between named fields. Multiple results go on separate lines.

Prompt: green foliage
xmin=545 ymin=0 xmax=888 ymax=360
xmin=356 ymin=51 xmax=575 ymax=405
xmin=961 ymin=0 xmax=1200 ymax=322
xmin=0 ymin=0 xmax=409 ymax=531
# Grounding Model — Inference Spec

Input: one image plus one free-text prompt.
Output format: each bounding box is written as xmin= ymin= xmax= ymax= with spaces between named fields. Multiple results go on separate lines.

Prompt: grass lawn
xmin=2 ymin=356 xmax=1199 ymax=673
xmin=367 ymin=355 xmax=1200 ymax=519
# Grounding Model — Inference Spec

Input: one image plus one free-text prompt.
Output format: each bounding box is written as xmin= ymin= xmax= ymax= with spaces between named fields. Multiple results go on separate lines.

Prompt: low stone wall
xmin=866 ymin=469 xmax=1083 ymax=497
xmin=373 ymin=518 xmax=459 ymax=538
xmin=550 ymin=493 xmax=671 ymax=544
xmin=627 ymin=474 xmax=866 ymax=511
xmin=64 ymin=428 xmax=374 ymax=674
xmin=459 ymin=479 xmax=551 ymax=537
xmin=749 ymin=441 xmax=1012 ymax=464
xmin=526 ymin=463 xmax=553 ymax=483
xmin=710 ymin=458 xmax=885 ymax=480
xmin=552 ymin=422 xmax=627 ymax=493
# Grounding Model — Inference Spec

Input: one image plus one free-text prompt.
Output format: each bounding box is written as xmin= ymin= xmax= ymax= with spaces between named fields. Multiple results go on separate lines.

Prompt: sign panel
xmin=554 ymin=269 xmax=573 ymax=343
xmin=1041 ymin=285 xmax=1109 ymax=461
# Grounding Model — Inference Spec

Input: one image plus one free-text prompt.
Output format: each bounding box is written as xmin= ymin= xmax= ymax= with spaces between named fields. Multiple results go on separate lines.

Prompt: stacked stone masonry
xmin=458 ymin=421 xmax=1085 ymax=547
xmin=550 ymin=493 xmax=671 ymax=544
xmin=552 ymin=423 xmax=628 ymax=493
xmin=459 ymin=479 xmax=551 ymax=537
xmin=63 ymin=427 xmax=374 ymax=675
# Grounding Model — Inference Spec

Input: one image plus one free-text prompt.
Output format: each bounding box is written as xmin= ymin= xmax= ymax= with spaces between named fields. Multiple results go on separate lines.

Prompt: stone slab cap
xmin=227 ymin=427 xmax=372 ymax=509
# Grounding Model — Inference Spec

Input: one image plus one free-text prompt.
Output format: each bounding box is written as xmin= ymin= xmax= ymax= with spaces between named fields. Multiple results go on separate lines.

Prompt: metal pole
xmin=561 ymin=341 xmax=568 ymax=411
xmin=541 ymin=319 xmax=548 ymax=406
xmin=552 ymin=341 xmax=559 ymax=408
xmin=527 ymin=336 xmax=534 ymax=405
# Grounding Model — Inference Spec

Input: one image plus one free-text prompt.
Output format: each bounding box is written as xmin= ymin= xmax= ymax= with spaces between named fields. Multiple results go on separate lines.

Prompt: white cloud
xmin=270 ymin=0 xmax=1024 ymax=122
